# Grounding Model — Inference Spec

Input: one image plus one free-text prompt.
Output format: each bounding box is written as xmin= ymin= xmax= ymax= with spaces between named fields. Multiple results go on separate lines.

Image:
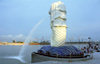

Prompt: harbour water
xmin=0 ymin=44 xmax=100 ymax=64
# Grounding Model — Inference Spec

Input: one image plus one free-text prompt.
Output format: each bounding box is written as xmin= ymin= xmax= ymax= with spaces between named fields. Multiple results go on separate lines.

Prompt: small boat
xmin=31 ymin=52 xmax=93 ymax=63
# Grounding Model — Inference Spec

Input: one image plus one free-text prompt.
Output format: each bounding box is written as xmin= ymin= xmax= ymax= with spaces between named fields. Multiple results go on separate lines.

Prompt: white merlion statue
xmin=49 ymin=1 xmax=67 ymax=47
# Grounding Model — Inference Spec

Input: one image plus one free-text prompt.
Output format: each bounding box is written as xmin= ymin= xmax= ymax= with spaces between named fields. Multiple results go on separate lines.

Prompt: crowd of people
xmin=81 ymin=42 xmax=100 ymax=53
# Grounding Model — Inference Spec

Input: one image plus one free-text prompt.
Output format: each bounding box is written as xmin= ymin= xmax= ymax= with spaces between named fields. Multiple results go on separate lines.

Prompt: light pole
xmin=88 ymin=37 xmax=91 ymax=42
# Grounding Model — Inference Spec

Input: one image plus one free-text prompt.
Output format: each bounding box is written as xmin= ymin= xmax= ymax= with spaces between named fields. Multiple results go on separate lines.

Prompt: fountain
xmin=31 ymin=1 xmax=93 ymax=63
xmin=18 ymin=19 xmax=45 ymax=63
xmin=19 ymin=18 xmax=44 ymax=57
xmin=1 ymin=19 xmax=45 ymax=64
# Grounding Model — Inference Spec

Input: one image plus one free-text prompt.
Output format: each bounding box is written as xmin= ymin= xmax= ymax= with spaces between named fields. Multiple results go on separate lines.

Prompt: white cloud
xmin=14 ymin=34 xmax=25 ymax=41
xmin=0 ymin=34 xmax=26 ymax=42
xmin=15 ymin=34 xmax=24 ymax=39
xmin=1 ymin=34 xmax=13 ymax=38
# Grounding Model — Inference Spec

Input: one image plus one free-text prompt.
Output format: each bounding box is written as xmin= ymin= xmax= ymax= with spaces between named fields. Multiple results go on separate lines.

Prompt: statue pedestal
xmin=36 ymin=46 xmax=84 ymax=57
xmin=31 ymin=46 xmax=93 ymax=63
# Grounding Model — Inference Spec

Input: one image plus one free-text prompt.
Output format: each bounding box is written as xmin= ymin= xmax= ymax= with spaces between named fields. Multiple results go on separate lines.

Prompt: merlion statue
xmin=32 ymin=1 xmax=86 ymax=62
xmin=49 ymin=1 xmax=67 ymax=47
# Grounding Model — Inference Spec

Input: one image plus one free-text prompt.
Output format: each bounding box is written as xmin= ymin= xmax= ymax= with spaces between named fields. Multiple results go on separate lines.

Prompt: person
xmin=83 ymin=47 xmax=87 ymax=53
xmin=88 ymin=42 xmax=91 ymax=48
xmin=89 ymin=47 xmax=93 ymax=53
xmin=87 ymin=48 xmax=90 ymax=53
xmin=96 ymin=44 xmax=99 ymax=51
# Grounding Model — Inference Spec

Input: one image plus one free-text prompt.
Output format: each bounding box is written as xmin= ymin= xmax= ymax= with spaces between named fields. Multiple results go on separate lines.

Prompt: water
xmin=0 ymin=18 xmax=100 ymax=64
xmin=0 ymin=45 xmax=100 ymax=64
xmin=0 ymin=19 xmax=45 ymax=64
xmin=0 ymin=45 xmax=42 ymax=64
xmin=18 ymin=19 xmax=44 ymax=63
xmin=19 ymin=19 xmax=44 ymax=56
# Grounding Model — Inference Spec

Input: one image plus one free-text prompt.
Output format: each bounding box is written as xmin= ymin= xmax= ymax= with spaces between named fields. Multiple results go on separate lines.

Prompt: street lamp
xmin=88 ymin=37 xmax=91 ymax=42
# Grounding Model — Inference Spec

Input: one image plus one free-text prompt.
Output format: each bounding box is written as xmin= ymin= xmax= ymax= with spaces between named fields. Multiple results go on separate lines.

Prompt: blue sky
xmin=0 ymin=0 xmax=100 ymax=42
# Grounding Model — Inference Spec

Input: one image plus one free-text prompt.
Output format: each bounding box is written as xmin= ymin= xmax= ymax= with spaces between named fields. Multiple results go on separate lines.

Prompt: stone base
xmin=37 ymin=46 xmax=84 ymax=57
xmin=31 ymin=46 xmax=93 ymax=63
